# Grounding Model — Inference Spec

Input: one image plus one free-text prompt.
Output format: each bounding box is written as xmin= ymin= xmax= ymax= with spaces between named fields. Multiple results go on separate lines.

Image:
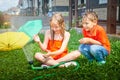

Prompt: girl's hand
xmin=44 ymin=51 xmax=54 ymax=58
xmin=42 ymin=54 xmax=48 ymax=58
xmin=33 ymin=35 xmax=40 ymax=43
xmin=43 ymin=53 xmax=50 ymax=58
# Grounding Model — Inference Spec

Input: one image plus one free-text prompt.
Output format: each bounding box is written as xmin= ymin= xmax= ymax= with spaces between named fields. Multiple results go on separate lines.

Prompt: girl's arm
xmin=33 ymin=30 xmax=50 ymax=51
xmin=45 ymin=31 xmax=70 ymax=57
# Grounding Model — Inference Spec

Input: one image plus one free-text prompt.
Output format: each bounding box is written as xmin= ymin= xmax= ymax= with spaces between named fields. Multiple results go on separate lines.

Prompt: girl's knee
xmin=34 ymin=52 xmax=46 ymax=63
xmin=34 ymin=52 xmax=39 ymax=58
xmin=34 ymin=52 xmax=42 ymax=59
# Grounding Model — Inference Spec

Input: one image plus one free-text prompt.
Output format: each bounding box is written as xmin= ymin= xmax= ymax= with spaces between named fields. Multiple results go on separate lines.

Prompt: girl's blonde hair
xmin=82 ymin=11 xmax=98 ymax=23
xmin=50 ymin=13 xmax=65 ymax=40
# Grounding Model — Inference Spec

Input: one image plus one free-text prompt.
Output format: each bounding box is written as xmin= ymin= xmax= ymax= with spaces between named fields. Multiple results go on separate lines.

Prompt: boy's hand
xmin=79 ymin=38 xmax=91 ymax=44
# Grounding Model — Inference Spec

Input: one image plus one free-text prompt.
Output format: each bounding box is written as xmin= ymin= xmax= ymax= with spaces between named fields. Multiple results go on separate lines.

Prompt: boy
xmin=78 ymin=11 xmax=110 ymax=65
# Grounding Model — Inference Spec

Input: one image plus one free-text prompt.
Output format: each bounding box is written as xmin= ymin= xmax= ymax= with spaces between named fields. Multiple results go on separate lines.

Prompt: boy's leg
xmin=56 ymin=50 xmax=80 ymax=63
xmin=90 ymin=45 xmax=108 ymax=63
xmin=79 ymin=44 xmax=94 ymax=62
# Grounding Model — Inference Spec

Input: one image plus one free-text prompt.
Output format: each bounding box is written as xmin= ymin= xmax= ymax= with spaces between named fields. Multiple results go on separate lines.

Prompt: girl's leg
xmin=90 ymin=45 xmax=108 ymax=63
xmin=78 ymin=44 xmax=94 ymax=62
xmin=44 ymin=57 xmax=61 ymax=66
xmin=35 ymin=51 xmax=80 ymax=67
xmin=56 ymin=50 xmax=80 ymax=63
xmin=34 ymin=52 xmax=46 ymax=63
xmin=34 ymin=52 xmax=60 ymax=66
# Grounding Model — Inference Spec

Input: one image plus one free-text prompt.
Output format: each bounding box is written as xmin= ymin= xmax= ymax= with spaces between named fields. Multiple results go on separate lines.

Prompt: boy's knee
xmin=78 ymin=45 xmax=82 ymax=51
xmin=90 ymin=45 xmax=100 ymax=53
xmin=78 ymin=44 xmax=85 ymax=52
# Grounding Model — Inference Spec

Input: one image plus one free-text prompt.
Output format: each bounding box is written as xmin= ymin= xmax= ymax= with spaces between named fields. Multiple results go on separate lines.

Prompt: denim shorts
xmin=78 ymin=44 xmax=108 ymax=62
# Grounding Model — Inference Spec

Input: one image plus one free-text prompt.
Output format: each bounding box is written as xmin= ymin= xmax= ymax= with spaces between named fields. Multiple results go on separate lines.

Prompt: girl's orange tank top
xmin=47 ymin=40 xmax=68 ymax=60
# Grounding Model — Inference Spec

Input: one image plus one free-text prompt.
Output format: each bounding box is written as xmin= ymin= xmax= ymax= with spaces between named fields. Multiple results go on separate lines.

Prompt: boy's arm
xmin=79 ymin=38 xmax=102 ymax=45
xmin=89 ymin=38 xmax=102 ymax=45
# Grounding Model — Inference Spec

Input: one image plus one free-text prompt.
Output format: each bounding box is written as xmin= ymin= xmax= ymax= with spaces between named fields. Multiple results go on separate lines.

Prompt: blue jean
xmin=78 ymin=44 xmax=108 ymax=62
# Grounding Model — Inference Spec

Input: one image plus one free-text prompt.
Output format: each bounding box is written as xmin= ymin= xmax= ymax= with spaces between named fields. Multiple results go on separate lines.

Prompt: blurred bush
xmin=0 ymin=12 xmax=11 ymax=29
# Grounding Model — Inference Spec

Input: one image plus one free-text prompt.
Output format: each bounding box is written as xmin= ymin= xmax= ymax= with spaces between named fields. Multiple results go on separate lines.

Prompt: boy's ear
xmin=93 ymin=20 xmax=97 ymax=25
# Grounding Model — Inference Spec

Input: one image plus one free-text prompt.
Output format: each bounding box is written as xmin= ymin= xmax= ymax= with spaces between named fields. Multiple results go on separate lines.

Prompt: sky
xmin=0 ymin=0 xmax=19 ymax=11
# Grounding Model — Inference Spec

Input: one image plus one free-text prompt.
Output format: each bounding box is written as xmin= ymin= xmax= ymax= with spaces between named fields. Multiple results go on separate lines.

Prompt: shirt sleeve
xmin=82 ymin=28 xmax=87 ymax=37
xmin=96 ymin=27 xmax=107 ymax=45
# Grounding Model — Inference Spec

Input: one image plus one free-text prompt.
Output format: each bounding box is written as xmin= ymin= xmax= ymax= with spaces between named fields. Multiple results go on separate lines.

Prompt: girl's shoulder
xmin=45 ymin=30 xmax=51 ymax=38
xmin=45 ymin=30 xmax=51 ymax=36
xmin=64 ymin=31 xmax=70 ymax=36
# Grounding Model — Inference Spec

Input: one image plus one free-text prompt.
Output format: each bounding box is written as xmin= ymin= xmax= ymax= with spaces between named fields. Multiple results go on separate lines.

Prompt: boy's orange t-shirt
xmin=82 ymin=25 xmax=111 ymax=53
xmin=47 ymin=40 xmax=68 ymax=60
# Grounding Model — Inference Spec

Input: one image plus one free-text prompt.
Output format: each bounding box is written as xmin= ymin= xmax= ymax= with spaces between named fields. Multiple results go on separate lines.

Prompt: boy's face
xmin=82 ymin=18 xmax=96 ymax=31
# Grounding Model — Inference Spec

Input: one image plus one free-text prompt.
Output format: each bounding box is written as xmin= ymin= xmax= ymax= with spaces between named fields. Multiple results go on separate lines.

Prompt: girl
xmin=34 ymin=13 xmax=80 ymax=67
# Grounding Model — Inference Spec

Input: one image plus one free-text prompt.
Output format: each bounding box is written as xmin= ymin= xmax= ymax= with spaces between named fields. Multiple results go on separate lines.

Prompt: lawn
xmin=0 ymin=29 xmax=120 ymax=80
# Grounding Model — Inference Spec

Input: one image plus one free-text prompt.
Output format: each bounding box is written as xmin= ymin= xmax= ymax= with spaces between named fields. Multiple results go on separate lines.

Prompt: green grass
xmin=0 ymin=29 xmax=120 ymax=80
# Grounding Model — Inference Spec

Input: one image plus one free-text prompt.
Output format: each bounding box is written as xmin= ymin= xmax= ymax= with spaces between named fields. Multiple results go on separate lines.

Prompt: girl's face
xmin=51 ymin=22 xmax=61 ymax=33
xmin=82 ymin=18 xmax=96 ymax=31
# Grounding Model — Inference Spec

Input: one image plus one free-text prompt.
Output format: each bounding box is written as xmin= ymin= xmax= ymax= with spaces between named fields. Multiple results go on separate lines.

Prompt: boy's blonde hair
xmin=50 ymin=13 xmax=65 ymax=40
xmin=82 ymin=11 xmax=98 ymax=23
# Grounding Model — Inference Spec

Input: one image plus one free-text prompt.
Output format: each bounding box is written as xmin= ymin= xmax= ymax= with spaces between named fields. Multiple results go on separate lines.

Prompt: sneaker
xmin=64 ymin=61 xmax=77 ymax=67
xmin=41 ymin=64 xmax=49 ymax=69
xmin=97 ymin=61 xmax=106 ymax=65
xmin=88 ymin=59 xmax=94 ymax=63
